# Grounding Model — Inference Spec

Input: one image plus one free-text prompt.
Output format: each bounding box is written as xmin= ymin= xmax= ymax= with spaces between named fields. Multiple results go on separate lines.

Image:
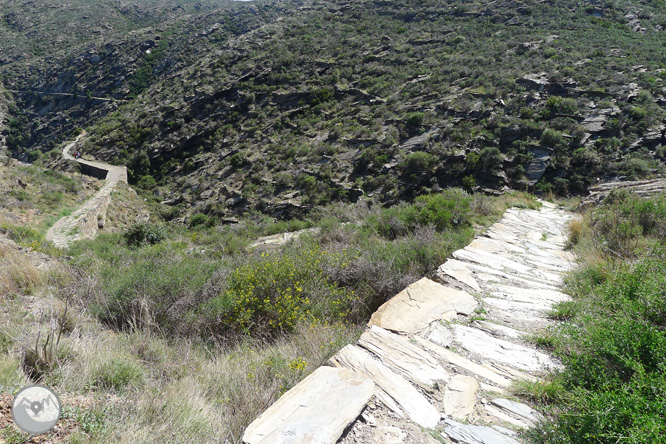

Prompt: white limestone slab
xmin=453 ymin=248 xmax=532 ymax=275
xmin=485 ymin=404 xmax=534 ymax=429
xmin=490 ymin=285 xmax=569 ymax=305
xmin=242 ymin=366 xmax=374 ymax=444
xmin=368 ymin=277 xmax=477 ymax=333
xmin=484 ymin=296 xmax=553 ymax=314
xmin=438 ymin=259 xmax=482 ymax=292
xmin=330 ymin=344 xmax=440 ymax=428
xmin=476 ymin=321 xmax=525 ymax=340
xmin=359 ymin=326 xmax=449 ymax=385
xmin=421 ymin=322 xmax=454 ymax=347
xmin=491 ymin=398 xmax=542 ymax=425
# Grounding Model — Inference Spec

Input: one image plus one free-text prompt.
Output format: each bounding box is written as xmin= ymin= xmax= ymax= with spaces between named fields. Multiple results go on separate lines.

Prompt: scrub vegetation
xmin=526 ymin=190 xmax=666 ymax=443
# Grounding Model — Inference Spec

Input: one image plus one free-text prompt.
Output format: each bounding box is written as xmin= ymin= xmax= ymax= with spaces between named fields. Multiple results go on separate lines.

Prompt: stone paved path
xmin=45 ymin=134 xmax=128 ymax=248
xmin=242 ymin=201 xmax=575 ymax=444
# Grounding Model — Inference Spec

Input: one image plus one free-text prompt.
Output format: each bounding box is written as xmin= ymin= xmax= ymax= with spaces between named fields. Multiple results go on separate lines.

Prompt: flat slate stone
xmin=444 ymin=375 xmax=479 ymax=420
xmin=330 ymin=344 xmax=441 ymax=428
xmin=452 ymin=325 xmax=556 ymax=372
xmin=242 ymin=366 xmax=374 ymax=444
xmin=412 ymin=336 xmax=512 ymax=388
xmin=485 ymin=404 xmax=534 ymax=429
xmin=437 ymin=259 xmax=482 ymax=292
xmin=359 ymin=326 xmax=449 ymax=386
xmin=422 ymin=322 xmax=454 ymax=347
xmin=453 ymin=248 xmax=532 ymax=275
xmin=368 ymin=277 xmax=477 ymax=333
xmin=491 ymin=398 xmax=542 ymax=425
xmin=443 ymin=419 xmax=522 ymax=444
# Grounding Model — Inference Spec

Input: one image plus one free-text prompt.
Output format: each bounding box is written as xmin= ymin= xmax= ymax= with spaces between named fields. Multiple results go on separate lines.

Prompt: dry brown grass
xmin=0 ymin=243 xmax=44 ymax=296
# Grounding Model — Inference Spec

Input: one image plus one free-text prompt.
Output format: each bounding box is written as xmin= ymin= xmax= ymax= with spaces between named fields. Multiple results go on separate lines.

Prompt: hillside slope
xmin=3 ymin=0 xmax=666 ymax=222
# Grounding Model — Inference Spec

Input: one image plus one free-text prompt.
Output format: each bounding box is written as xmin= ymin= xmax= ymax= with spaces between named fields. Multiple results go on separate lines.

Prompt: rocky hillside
xmin=3 ymin=0 xmax=666 ymax=221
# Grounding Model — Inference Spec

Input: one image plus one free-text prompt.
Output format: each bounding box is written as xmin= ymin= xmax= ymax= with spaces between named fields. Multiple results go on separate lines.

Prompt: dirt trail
xmin=45 ymin=134 xmax=128 ymax=249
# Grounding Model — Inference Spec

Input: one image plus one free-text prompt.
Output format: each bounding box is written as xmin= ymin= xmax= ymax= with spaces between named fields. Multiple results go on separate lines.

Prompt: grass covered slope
xmin=526 ymin=190 xmax=666 ymax=443
xmin=1 ymin=187 xmax=537 ymax=442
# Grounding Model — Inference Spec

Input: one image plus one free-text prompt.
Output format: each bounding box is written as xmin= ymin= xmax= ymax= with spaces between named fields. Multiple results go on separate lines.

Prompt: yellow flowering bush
xmin=204 ymin=245 xmax=357 ymax=337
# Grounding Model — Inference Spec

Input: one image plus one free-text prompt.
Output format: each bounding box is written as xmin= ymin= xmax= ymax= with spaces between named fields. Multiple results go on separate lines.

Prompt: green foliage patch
xmin=529 ymin=192 xmax=666 ymax=444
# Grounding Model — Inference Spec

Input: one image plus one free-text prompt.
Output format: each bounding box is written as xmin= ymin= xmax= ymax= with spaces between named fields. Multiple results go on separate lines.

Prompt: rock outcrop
xmin=581 ymin=176 xmax=666 ymax=207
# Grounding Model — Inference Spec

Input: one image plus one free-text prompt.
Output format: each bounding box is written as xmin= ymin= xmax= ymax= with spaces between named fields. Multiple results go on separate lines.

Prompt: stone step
xmin=358 ymin=326 xmax=449 ymax=386
xmin=242 ymin=367 xmax=374 ymax=444
xmin=330 ymin=345 xmax=441 ymax=429
xmin=368 ymin=277 xmax=477 ymax=334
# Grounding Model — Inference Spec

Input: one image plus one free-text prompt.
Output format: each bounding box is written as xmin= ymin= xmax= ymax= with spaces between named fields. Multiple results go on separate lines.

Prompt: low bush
xmin=365 ymin=189 xmax=472 ymax=239
xmin=202 ymin=245 xmax=357 ymax=338
xmin=124 ymin=223 xmax=167 ymax=247
xmin=589 ymin=189 xmax=666 ymax=257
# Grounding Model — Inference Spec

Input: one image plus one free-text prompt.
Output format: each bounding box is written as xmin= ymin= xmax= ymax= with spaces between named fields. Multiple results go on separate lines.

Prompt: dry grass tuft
xmin=566 ymin=217 xmax=583 ymax=248
xmin=0 ymin=242 xmax=45 ymax=296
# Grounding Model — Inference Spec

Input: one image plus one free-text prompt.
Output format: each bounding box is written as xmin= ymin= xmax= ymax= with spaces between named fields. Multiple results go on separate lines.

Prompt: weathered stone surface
xmin=453 ymin=248 xmax=532 ymax=275
xmin=491 ymin=398 xmax=542 ymax=425
xmin=525 ymin=149 xmax=551 ymax=186
xmin=444 ymin=375 xmax=479 ymax=420
xmin=437 ymin=259 xmax=481 ymax=292
xmin=330 ymin=345 xmax=441 ymax=428
xmin=421 ymin=323 xmax=453 ymax=347
xmin=372 ymin=425 xmax=407 ymax=444
xmin=368 ymin=277 xmax=477 ymax=333
xmin=484 ymin=404 xmax=534 ymax=429
xmin=443 ymin=419 xmax=521 ymax=444
xmin=359 ymin=326 xmax=449 ymax=386
xmin=413 ymin=336 xmax=513 ymax=388
xmin=451 ymin=325 xmax=556 ymax=372
xmin=242 ymin=366 xmax=374 ymax=444
xmin=476 ymin=321 xmax=524 ymax=340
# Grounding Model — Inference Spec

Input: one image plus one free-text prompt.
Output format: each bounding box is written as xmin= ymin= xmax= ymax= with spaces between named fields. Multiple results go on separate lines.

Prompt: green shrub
xmin=366 ymin=189 xmax=472 ymax=239
xmin=478 ymin=147 xmax=503 ymax=170
xmin=544 ymin=96 xmax=578 ymax=116
xmin=137 ymin=174 xmax=157 ymax=190
xmin=406 ymin=112 xmax=425 ymax=128
xmin=461 ymin=175 xmax=476 ymax=191
xmin=229 ymin=152 xmax=245 ymax=168
xmin=590 ymin=190 xmax=666 ymax=257
xmin=540 ymin=128 xmax=567 ymax=149
xmin=189 ymin=213 xmax=215 ymax=228
xmin=403 ymin=151 xmax=436 ymax=174
xmin=124 ymin=223 xmax=167 ymax=247
xmin=92 ymin=244 xmax=217 ymax=332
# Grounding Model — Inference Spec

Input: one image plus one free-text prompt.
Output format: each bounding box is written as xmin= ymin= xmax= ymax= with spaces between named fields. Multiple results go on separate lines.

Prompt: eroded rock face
xmin=581 ymin=177 xmax=666 ymax=207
